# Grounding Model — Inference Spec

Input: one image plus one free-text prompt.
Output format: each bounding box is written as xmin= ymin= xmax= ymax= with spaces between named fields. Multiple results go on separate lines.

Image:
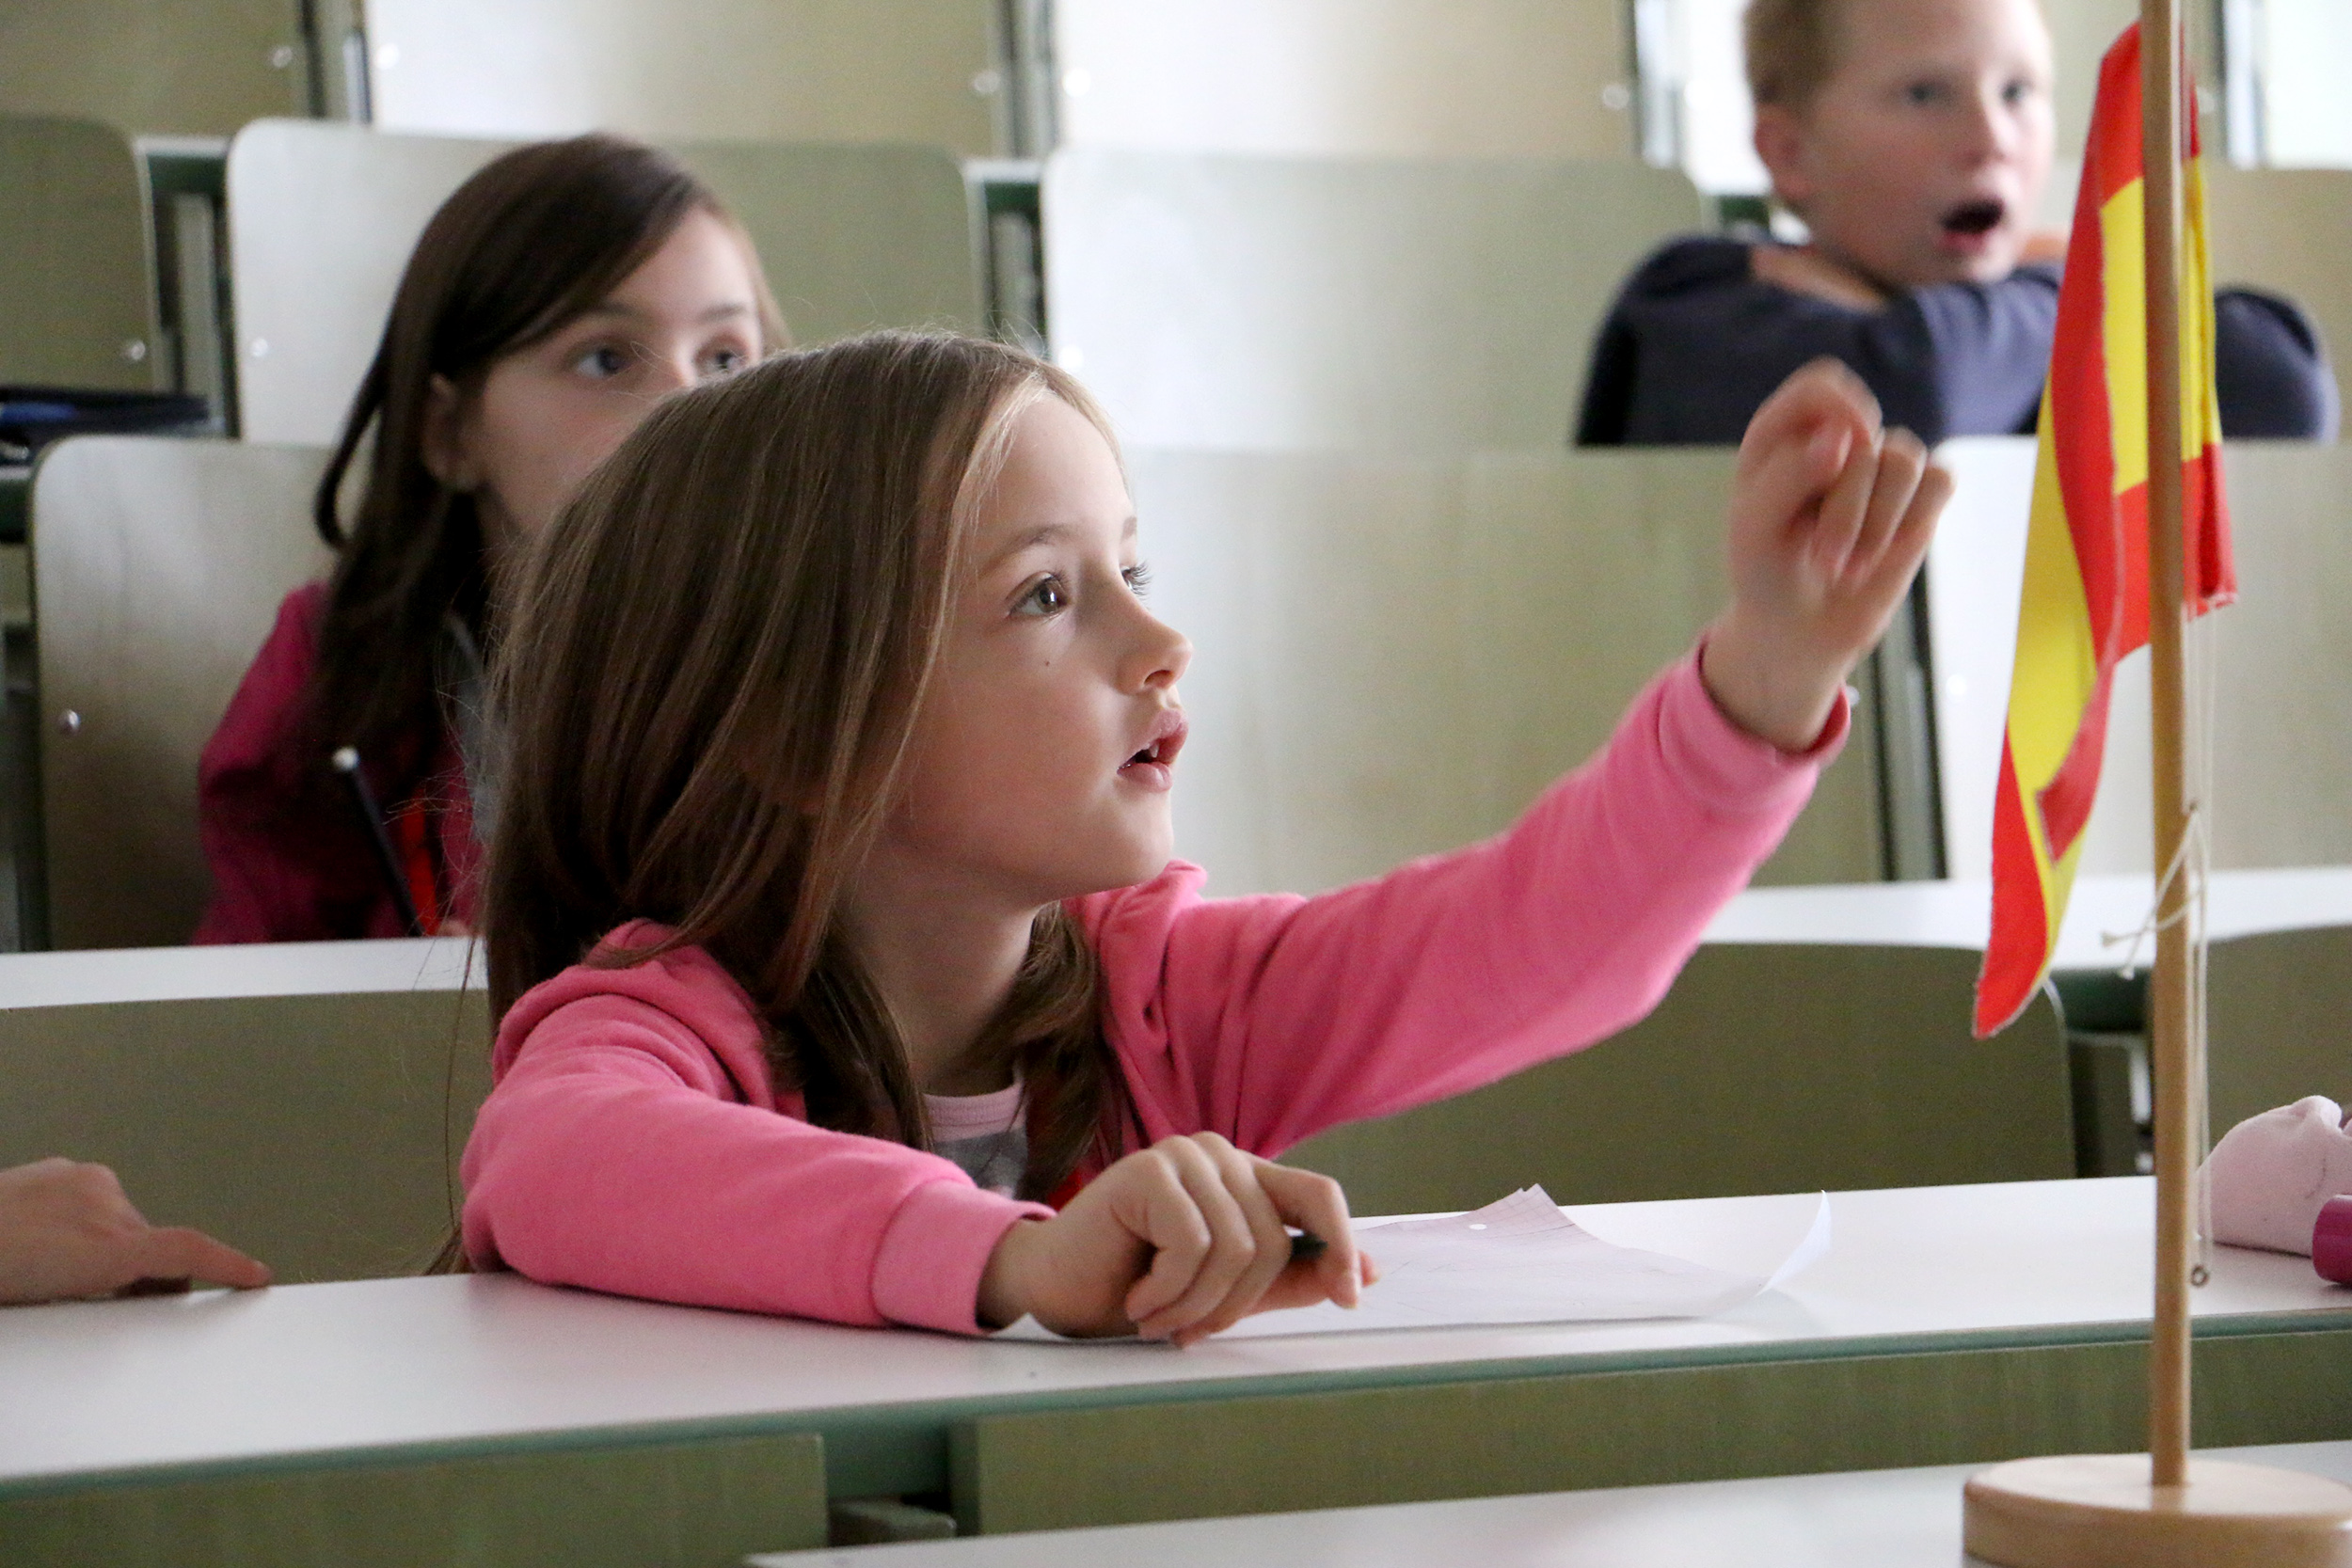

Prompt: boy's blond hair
xmin=1743 ymin=0 xmax=1843 ymax=109
xmin=1744 ymin=0 xmax=2044 ymax=110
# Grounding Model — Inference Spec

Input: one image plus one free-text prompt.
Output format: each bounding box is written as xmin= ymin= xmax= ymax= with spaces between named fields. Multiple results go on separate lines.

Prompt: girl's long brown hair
xmin=485 ymin=331 xmax=1133 ymax=1200
xmin=310 ymin=134 xmax=786 ymax=784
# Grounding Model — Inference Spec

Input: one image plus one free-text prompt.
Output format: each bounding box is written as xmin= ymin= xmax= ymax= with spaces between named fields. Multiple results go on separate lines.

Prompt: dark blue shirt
xmin=1576 ymin=235 xmax=2338 ymax=447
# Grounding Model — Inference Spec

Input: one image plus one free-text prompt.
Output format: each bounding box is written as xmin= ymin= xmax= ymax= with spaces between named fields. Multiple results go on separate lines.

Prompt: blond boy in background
xmin=1579 ymin=0 xmax=2333 ymax=446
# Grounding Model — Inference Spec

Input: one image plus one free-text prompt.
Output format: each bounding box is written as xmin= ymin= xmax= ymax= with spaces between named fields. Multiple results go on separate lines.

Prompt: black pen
xmin=333 ymin=746 xmax=425 ymax=937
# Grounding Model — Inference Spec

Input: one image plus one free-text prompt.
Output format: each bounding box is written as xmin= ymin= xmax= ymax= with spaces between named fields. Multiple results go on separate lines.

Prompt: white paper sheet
xmin=993 ymin=1187 xmax=1832 ymax=1343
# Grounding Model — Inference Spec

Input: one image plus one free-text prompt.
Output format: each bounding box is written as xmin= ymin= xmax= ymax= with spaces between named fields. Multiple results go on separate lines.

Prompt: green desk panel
xmin=952 ymin=1328 xmax=2352 ymax=1535
xmin=0 ymin=1430 xmax=825 ymax=1568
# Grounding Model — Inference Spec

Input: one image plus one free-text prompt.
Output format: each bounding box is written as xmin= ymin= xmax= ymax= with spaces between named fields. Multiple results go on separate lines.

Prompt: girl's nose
xmin=1129 ymin=610 xmax=1192 ymax=693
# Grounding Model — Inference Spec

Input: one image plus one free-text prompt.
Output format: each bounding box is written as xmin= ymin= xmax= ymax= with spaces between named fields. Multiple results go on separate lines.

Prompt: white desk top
xmin=6 ymin=1178 xmax=2346 ymax=1495
xmin=6 ymin=866 xmax=2341 ymax=1015
xmin=749 ymin=1441 xmax=2352 ymax=1567
xmin=0 ymin=935 xmax=480 ymax=1011
xmin=1708 ymin=865 xmax=2352 ymax=971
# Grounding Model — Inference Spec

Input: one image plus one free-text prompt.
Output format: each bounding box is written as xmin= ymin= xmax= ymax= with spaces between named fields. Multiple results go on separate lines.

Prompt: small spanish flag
xmin=1973 ymin=23 xmax=2233 ymax=1037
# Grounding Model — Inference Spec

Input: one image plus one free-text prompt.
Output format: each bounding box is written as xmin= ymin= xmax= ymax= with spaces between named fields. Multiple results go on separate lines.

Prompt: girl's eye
xmin=1122 ymin=561 xmax=1153 ymax=596
xmin=1902 ymin=80 xmax=1948 ymax=108
xmin=2000 ymin=78 xmax=2036 ymax=108
xmin=1014 ymin=576 xmax=1069 ymax=617
xmin=701 ymin=344 xmax=749 ymax=378
xmin=573 ymin=343 xmax=631 ymax=380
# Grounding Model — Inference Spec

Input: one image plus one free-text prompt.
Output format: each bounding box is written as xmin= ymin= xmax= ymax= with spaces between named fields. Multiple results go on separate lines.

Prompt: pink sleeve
xmin=461 ymin=989 xmax=1048 ymax=1334
xmin=1087 ymin=653 xmax=1845 ymax=1157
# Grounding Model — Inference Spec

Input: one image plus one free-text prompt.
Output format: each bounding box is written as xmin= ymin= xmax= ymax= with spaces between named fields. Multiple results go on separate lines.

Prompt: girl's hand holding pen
xmin=1700 ymin=357 xmax=1954 ymax=752
xmin=977 ymin=1132 xmax=1375 ymax=1346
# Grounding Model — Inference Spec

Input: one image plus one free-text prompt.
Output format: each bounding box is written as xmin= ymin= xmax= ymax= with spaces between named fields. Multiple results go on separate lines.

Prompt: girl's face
xmin=880 ymin=394 xmax=1192 ymax=911
xmin=427 ymin=206 xmax=765 ymax=546
xmin=1755 ymin=0 xmax=2054 ymax=288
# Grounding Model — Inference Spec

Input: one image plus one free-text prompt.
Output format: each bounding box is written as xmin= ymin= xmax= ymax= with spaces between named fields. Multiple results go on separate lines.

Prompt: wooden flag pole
xmin=2139 ymin=0 xmax=2195 ymax=1496
xmin=1962 ymin=5 xmax=2352 ymax=1560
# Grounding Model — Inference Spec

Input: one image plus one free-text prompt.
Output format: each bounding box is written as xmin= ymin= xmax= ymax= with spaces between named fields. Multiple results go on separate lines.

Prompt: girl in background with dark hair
xmin=196 ymin=134 xmax=785 ymax=943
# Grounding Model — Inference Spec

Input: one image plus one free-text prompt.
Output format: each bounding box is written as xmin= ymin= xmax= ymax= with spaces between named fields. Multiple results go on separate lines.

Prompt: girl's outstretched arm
xmin=1082 ymin=359 xmax=1952 ymax=1161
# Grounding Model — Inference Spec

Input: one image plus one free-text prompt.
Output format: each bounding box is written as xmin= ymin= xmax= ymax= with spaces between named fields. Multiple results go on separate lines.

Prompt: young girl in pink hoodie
xmin=462 ymin=332 xmax=1947 ymax=1342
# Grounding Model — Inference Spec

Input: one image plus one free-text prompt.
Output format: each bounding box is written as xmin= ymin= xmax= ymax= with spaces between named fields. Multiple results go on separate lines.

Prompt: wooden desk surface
xmin=1708 ymin=866 xmax=2352 ymax=969
xmin=750 ymin=1440 xmax=2352 ymax=1567
xmin=6 ymin=1177 xmax=2345 ymax=1501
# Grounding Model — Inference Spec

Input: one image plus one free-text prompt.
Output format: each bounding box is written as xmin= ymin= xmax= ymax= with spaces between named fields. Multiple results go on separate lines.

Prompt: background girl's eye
xmin=574 ymin=343 xmax=631 ymax=379
xmin=1903 ymin=80 xmax=1947 ymax=108
xmin=702 ymin=345 xmax=748 ymax=377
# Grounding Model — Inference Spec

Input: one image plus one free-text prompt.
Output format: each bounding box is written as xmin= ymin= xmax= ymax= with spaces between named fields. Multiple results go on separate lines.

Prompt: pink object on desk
xmin=2205 ymin=1095 xmax=2352 ymax=1256
xmin=2314 ymin=1196 xmax=2352 ymax=1284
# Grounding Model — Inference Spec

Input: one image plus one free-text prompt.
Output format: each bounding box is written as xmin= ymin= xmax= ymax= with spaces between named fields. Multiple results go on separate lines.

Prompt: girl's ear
xmin=421 ymin=372 xmax=480 ymax=491
xmin=1751 ymin=104 xmax=1815 ymax=216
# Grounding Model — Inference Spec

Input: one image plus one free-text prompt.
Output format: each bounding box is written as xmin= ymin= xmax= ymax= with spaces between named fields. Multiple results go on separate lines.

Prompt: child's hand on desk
xmin=1701 ymin=358 xmax=1952 ymax=752
xmin=977 ymin=1133 xmax=1374 ymax=1347
xmin=0 ymin=1158 xmax=272 ymax=1305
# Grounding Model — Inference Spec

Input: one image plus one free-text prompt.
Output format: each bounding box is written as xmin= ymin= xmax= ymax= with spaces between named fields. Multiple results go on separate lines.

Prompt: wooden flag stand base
xmin=1964 ymin=1453 xmax=2352 ymax=1567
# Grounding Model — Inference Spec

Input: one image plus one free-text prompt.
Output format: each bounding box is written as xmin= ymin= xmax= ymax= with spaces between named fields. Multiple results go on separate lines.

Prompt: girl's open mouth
xmin=1119 ymin=714 xmax=1186 ymax=789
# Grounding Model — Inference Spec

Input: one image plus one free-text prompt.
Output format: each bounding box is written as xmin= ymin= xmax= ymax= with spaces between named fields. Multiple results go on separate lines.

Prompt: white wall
xmin=363 ymin=0 xmax=1000 ymax=154
xmin=1053 ymin=0 xmax=1636 ymax=159
xmin=2261 ymin=0 xmax=2352 ymax=166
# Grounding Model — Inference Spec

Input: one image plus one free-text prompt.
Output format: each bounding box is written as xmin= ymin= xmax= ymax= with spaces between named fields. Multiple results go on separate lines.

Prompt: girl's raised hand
xmin=1701 ymin=358 xmax=1954 ymax=752
xmin=977 ymin=1133 xmax=1374 ymax=1346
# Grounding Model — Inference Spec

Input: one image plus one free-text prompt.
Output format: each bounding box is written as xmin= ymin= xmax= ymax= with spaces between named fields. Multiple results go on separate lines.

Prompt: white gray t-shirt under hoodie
xmin=926 ymin=1081 xmax=1027 ymax=1197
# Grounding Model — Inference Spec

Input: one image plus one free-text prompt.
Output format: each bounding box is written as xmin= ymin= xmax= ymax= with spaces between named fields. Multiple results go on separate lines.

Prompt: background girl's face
xmin=1755 ymin=0 xmax=2055 ymax=288
xmin=428 ymin=206 xmax=765 ymax=544
xmin=878 ymin=393 xmax=1193 ymax=911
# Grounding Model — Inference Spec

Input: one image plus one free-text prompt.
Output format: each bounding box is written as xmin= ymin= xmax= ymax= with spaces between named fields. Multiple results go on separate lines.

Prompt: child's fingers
xmin=1807 ymin=436 xmax=1881 ymax=579
xmin=1113 ymin=1149 xmax=1217 ymax=1328
xmin=1732 ymin=425 xmax=1849 ymax=555
xmin=1739 ymin=358 xmax=1881 ymax=474
xmin=1844 ymin=429 xmax=1929 ymax=583
xmin=1125 ymin=1138 xmax=1259 ymax=1335
xmin=1254 ymin=1161 xmax=1361 ymax=1310
xmin=127 ymin=1227 xmax=272 ymax=1291
xmin=1167 ymin=1146 xmax=1302 ymax=1345
xmin=1864 ymin=458 xmax=1952 ymax=603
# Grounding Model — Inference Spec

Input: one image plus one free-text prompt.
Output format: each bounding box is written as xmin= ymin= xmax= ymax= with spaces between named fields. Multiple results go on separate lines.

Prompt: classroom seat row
xmin=9 ymin=112 xmax=2352 ymax=462
xmin=24 ymin=430 xmax=2352 ymax=957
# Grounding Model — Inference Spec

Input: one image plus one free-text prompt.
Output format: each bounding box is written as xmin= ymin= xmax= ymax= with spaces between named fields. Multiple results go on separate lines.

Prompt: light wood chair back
xmin=1044 ymin=150 xmax=1705 ymax=451
xmin=226 ymin=119 xmax=983 ymax=444
xmin=31 ymin=435 xmax=330 ymax=950
xmin=1287 ymin=942 xmax=2074 ymax=1212
xmin=1931 ymin=437 xmax=2352 ymax=881
xmin=1135 ymin=444 xmax=1883 ymax=898
xmin=0 ymin=115 xmax=161 ymax=390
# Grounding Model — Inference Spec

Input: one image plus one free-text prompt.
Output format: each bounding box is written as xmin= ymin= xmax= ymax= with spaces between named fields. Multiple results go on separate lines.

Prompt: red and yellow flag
xmin=1974 ymin=23 xmax=2233 ymax=1037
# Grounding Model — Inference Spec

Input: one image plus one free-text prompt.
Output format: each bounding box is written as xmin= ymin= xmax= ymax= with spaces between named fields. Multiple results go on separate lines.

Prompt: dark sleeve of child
xmin=1577 ymin=236 xmax=2336 ymax=448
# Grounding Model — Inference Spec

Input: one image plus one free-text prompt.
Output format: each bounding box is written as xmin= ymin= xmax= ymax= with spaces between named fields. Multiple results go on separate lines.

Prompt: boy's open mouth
xmin=1942 ymin=198 xmax=2006 ymax=239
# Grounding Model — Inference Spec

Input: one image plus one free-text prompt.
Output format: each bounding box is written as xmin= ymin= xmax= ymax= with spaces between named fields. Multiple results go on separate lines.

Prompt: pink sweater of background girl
xmin=462 ymin=654 xmax=1843 ymax=1335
